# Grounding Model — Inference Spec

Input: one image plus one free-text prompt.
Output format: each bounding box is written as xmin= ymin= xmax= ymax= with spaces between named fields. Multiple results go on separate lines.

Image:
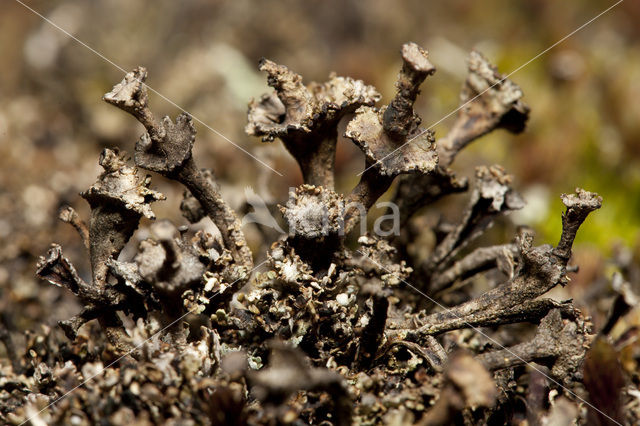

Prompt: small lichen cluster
xmin=6 ymin=42 xmax=637 ymax=426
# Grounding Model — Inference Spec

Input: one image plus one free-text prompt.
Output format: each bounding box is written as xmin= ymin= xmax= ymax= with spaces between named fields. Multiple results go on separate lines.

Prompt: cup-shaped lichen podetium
xmin=280 ymin=185 xmax=345 ymax=268
xmin=247 ymin=58 xmax=380 ymax=189
xmin=81 ymin=148 xmax=164 ymax=286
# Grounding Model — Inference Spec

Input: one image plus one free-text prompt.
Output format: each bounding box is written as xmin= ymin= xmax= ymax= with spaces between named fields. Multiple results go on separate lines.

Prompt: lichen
xmin=4 ymin=42 xmax=632 ymax=426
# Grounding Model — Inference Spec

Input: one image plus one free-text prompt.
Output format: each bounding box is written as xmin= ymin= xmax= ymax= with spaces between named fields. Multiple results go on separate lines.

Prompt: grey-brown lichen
xmin=437 ymin=50 xmax=530 ymax=166
xmin=382 ymin=42 xmax=436 ymax=141
xmin=281 ymin=184 xmax=345 ymax=240
xmin=345 ymin=106 xmax=438 ymax=177
xmin=247 ymin=59 xmax=380 ymax=189
xmin=4 ymin=42 xmax=627 ymax=426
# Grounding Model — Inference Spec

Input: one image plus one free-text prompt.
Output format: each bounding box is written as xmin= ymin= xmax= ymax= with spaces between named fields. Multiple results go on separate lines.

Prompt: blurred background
xmin=0 ymin=0 xmax=639 ymax=338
